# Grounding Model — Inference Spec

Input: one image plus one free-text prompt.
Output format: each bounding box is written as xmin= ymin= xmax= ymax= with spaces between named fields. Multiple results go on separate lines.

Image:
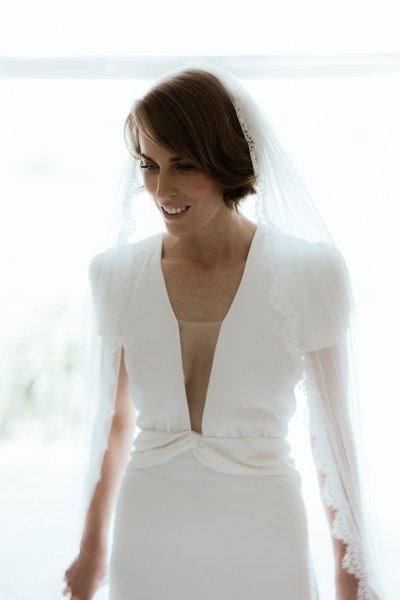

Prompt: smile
xmin=161 ymin=205 xmax=189 ymax=215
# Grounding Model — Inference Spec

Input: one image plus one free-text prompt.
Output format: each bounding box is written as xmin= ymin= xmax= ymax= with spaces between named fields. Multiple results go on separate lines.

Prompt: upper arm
xmin=300 ymin=242 xmax=352 ymax=352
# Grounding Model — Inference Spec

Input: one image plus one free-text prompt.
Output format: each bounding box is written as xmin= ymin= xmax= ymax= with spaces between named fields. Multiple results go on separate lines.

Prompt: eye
xmin=140 ymin=162 xmax=158 ymax=172
xmin=177 ymin=164 xmax=197 ymax=172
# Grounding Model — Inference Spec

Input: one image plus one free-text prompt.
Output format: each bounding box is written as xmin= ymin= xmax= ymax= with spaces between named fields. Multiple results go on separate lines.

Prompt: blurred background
xmin=0 ymin=0 xmax=399 ymax=598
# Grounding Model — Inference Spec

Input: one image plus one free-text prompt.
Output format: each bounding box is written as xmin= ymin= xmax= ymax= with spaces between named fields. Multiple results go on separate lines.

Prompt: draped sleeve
xmin=82 ymin=245 xmax=135 ymax=517
xmin=293 ymin=239 xmax=382 ymax=599
xmin=88 ymin=249 xmax=126 ymax=343
xmin=264 ymin=228 xmax=383 ymax=599
xmin=299 ymin=241 xmax=352 ymax=351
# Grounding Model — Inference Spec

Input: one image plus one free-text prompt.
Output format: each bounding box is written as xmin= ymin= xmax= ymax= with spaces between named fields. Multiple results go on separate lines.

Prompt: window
xmin=1 ymin=5 xmax=399 ymax=594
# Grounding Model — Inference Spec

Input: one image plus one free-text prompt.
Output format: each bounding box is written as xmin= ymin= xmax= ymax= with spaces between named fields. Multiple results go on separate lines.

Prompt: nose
xmin=156 ymin=169 xmax=178 ymax=201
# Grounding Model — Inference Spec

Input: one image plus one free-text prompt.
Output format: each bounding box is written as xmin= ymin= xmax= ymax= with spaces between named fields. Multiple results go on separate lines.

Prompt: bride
xmin=63 ymin=64 xmax=383 ymax=600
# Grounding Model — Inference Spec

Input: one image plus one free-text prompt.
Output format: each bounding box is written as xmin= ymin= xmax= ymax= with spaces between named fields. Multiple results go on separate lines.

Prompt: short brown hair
xmin=124 ymin=69 xmax=256 ymax=209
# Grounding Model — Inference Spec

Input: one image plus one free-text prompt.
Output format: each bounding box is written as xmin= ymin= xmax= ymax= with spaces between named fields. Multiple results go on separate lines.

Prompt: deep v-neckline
xmin=156 ymin=226 xmax=260 ymax=433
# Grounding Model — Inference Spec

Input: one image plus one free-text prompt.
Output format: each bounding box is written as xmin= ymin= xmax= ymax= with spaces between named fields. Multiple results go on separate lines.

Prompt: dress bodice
xmin=89 ymin=224 xmax=350 ymax=482
xmin=121 ymin=226 xmax=300 ymax=438
xmin=117 ymin=226 xmax=301 ymax=481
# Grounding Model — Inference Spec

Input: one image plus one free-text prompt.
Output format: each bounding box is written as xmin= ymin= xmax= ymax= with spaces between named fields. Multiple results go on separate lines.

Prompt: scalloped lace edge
xmin=311 ymin=430 xmax=376 ymax=600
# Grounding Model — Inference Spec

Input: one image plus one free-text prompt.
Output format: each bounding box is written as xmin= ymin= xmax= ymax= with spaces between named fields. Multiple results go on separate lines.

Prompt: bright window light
xmin=0 ymin=48 xmax=399 ymax=600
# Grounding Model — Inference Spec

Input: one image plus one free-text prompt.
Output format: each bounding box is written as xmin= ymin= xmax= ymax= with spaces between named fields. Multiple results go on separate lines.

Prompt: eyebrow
xmin=140 ymin=152 xmax=184 ymax=163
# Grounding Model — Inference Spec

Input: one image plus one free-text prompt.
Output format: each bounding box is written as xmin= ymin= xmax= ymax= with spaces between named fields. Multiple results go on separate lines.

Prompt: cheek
xmin=143 ymin=173 xmax=157 ymax=195
xmin=190 ymin=175 xmax=223 ymax=198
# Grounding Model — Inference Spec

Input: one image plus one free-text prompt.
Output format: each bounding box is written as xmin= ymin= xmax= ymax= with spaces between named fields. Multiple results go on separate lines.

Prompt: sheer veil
xmin=79 ymin=62 xmax=384 ymax=599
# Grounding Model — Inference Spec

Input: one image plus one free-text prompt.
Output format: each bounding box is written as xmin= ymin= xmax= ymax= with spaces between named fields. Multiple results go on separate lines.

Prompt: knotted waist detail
xmin=127 ymin=429 xmax=301 ymax=485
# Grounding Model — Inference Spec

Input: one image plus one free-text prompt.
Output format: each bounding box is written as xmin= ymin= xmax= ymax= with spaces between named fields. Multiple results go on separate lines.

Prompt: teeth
xmin=163 ymin=206 xmax=187 ymax=215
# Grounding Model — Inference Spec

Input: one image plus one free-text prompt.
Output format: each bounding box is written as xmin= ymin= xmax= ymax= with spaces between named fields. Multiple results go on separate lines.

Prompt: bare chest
xmin=161 ymin=260 xmax=246 ymax=322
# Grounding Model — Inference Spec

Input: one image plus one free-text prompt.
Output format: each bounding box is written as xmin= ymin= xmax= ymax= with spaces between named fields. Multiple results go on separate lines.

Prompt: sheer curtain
xmin=1 ymin=4 xmax=399 ymax=598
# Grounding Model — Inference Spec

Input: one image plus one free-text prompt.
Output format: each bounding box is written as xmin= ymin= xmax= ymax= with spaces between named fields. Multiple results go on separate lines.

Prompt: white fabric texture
xmin=81 ymin=63 xmax=384 ymax=599
xmin=110 ymin=451 xmax=317 ymax=600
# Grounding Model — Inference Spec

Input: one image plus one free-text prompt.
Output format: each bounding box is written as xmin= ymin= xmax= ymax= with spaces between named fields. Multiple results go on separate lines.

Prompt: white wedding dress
xmin=88 ymin=224 xmax=352 ymax=600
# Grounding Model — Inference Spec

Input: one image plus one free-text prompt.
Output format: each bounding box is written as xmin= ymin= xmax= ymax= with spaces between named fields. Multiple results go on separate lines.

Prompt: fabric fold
xmin=128 ymin=429 xmax=301 ymax=486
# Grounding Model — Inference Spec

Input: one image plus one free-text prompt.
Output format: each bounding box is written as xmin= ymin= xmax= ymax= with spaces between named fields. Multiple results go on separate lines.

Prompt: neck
xmin=163 ymin=212 xmax=257 ymax=268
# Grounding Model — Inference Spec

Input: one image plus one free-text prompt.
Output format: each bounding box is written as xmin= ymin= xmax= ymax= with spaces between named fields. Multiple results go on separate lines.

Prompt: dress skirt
xmin=109 ymin=448 xmax=319 ymax=600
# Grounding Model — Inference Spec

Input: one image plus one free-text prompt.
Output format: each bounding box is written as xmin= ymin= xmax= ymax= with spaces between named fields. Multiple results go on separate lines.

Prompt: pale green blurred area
xmin=0 ymin=304 xmax=86 ymax=440
xmin=0 ymin=73 xmax=399 ymax=598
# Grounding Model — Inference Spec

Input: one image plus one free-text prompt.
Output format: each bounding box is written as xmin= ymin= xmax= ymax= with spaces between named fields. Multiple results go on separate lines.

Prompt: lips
xmin=161 ymin=205 xmax=189 ymax=215
xmin=160 ymin=205 xmax=191 ymax=220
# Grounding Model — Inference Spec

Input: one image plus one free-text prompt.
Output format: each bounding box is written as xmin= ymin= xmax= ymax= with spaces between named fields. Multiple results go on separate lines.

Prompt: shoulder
xmin=87 ymin=233 xmax=162 ymax=341
xmin=88 ymin=233 xmax=162 ymax=283
xmin=268 ymin=228 xmax=348 ymax=280
xmin=300 ymin=240 xmax=348 ymax=294
xmin=264 ymin=228 xmax=352 ymax=350
xmin=296 ymin=239 xmax=351 ymax=307
xmin=291 ymin=238 xmax=352 ymax=350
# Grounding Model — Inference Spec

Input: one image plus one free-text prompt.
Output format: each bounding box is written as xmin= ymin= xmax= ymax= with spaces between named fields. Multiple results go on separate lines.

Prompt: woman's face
xmin=138 ymin=131 xmax=228 ymax=237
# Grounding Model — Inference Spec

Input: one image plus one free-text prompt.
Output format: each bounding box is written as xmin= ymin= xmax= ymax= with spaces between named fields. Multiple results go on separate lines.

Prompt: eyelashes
xmin=139 ymin=163 xmax=197 ymax=173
